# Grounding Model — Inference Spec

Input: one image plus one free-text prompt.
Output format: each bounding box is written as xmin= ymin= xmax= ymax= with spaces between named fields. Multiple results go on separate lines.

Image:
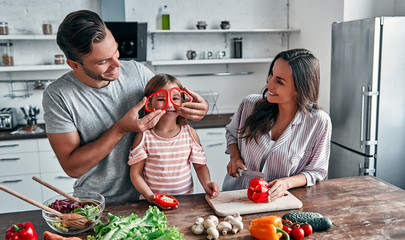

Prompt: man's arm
xmin=48 ymin=98 xmax=165 ymax=178
xmin=179 ymin=88 xmax=209 ymax=121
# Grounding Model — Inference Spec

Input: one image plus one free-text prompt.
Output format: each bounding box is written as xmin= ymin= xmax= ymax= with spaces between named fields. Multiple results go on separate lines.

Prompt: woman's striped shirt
xmin=224 ymin=94 xmax=332 ymax=189
xmin=128 ymin=124 xmax=206 ymax=196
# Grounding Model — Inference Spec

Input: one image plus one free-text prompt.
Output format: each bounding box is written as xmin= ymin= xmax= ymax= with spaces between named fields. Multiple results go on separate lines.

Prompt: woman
xmin=223 ymin=48 xmax=332 ymax=201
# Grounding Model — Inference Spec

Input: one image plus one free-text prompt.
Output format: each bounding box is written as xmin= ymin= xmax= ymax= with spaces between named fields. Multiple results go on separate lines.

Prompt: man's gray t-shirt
xmin=42 ymin=60 xmax=154 ymax=203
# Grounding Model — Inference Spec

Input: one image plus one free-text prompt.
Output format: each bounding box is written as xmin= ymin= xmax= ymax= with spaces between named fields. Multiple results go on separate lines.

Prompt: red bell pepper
xmin=6 ymin=222 xmax=38 ymax=240
xmin=154 ymin=194 xmax=179 ymax=207
xmin=247 ymin=178 xmax=269 ymax=203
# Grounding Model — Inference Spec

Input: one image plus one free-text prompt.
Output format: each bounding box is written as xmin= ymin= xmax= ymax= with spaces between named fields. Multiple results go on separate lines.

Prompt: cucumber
xmin=282 ymin=212 xmax=332 ymax=231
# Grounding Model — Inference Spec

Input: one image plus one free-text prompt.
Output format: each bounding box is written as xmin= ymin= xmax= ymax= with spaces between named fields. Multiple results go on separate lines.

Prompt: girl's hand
xmin=227 ymin=157 xmax=246 ymax=178
xmin=147 ymin=194 xmax=178 ymax=210
xmin=267 ymin=178 xmax=289 ymax=202
xmin=205 ymin=182 xmax=220 ymax=199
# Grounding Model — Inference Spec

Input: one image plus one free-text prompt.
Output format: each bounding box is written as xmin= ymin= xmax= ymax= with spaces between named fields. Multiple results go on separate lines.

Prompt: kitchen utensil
xmin=220 ymin=20 xmax=231 ymax=30
xmin=232 ymin=37 xmax=243 ymax=58
xmin=202 ymin=51 xmax=213 ymax=59
xmin=205 ymin=189 xmax=302 ymax=217
xmin=237 ymin=168 xmax=265 ymax=178
xmin=196 ymin=21 xmax=207 ymax=30
xmin=32 ymin=176 xmax=97 ymax=207
xmin=186 ymin=50 xmax=197 ymax=60
xmin=0 ymin=184 xmax=88 ymax=229
xmin=217 ymin=50 xmax=226 ymax=59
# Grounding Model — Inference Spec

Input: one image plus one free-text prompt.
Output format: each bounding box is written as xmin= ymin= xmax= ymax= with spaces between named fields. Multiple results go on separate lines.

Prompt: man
xmin=42 ymin=10 xmax=208 ymax=203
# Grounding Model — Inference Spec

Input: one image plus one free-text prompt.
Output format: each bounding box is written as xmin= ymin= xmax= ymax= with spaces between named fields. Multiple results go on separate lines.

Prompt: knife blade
xmin=237 ymin=168 xmax=265 ymax=179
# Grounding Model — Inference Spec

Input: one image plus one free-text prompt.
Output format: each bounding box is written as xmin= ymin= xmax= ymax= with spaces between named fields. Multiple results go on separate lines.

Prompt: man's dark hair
xmin=57 ymin=10 xmax=107 ymax=63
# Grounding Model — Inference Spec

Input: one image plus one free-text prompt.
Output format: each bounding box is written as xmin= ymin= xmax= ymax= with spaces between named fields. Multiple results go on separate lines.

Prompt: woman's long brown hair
xmin=239 ymin=48 xmax=320 ymax=143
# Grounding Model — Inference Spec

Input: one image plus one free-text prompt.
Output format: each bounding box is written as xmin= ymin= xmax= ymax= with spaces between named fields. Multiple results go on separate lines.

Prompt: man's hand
xmin=117 ymin=97 xmax=165 ymax=133
xmin=179 ymin=88 xmax=208 ymax=121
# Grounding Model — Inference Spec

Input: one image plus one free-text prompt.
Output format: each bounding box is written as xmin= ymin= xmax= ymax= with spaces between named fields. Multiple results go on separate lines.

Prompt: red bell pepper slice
xmin=6 ymin=222 xmax=38 ymax=240
xmin=154 ymin=194 xmax=179 ymax=207
xmin=247 ymin=178 xmax=269 ymax=203
xmin=145 ymin=89 xmax=169 ymax=112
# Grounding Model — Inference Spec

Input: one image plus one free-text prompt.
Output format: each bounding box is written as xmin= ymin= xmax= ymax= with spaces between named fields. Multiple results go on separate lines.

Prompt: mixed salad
xmin=48 ymin=199 xmax=100 ymax=232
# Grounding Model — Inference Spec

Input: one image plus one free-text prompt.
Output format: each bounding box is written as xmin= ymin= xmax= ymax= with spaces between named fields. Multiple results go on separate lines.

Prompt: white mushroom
xmin=234 ymin=212 xmax=243 ymax=222
xmin=191 ymin=223 xmax=204 ymax=235
xmin=206 ymin=226 xmax=219 ymax=240
xmin=217 ymin=221 xmax=232 ymax=235
xmin=203 ymin=219 xmax=216 ymax=229
xmin=224 ymin=215 xmax=244 ymax=234
xmin=194 ymin=217 xmax=204 ymax=225
xmin=207 ymin=215 xmax=219 ymax=226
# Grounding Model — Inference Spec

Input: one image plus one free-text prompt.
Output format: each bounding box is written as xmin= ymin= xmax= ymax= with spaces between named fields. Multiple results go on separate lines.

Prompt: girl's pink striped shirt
xmin=128 ymin=124 xmax=206 ymax=196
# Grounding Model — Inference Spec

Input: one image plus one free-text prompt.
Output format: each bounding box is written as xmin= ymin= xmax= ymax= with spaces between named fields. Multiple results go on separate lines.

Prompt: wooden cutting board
xmin=205 ymin=189 xmax=302 ymax=217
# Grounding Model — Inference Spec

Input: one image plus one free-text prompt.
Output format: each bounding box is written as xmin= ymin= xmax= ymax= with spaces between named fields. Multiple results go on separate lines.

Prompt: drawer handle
xmin=207 ymin=132 xmax=223 ymax=135
xmin=56 ymin=176 xmax=73 ymax=179
xmin=206 ymin=143 xmax=225 ymax=148
xmin=0 ymin=144 xmax=19 ymax=148
xmin=2 ymin=179 xmax=23 ymax=183
xmin=0 ymin=157 xmax=20 ymax=161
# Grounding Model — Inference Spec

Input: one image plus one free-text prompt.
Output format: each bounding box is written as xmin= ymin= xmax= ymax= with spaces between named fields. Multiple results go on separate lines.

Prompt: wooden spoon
xmin=0 ymin=184 xmax=87 ymax=229
xmin=32 ymin=176 xmax=97 ymax=206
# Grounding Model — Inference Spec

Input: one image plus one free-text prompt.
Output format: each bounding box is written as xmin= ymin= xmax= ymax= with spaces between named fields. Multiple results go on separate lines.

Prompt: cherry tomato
xmin=301 ymin=224 xmax=313 ymax=236
xmin=291 ymin=227 xmax=305 ymax=240
xmin=283 ymin=219 xmax=293 ymax=226
xmin=291 ymin=223 xmax=301 ymax=229
xmin=282 ymin=225 xmax=292 ymax=235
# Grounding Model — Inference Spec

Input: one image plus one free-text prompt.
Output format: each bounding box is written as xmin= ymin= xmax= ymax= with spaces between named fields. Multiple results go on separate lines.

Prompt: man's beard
xmin=82 ymin=66 xmax=118 ymax=81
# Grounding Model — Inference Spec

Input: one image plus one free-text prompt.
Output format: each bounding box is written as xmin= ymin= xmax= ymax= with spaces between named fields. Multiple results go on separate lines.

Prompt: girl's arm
xmin=193 ymin=163 xmax=219 ymax=198
xmin=129 ymin=161 xmax=155 ymax=204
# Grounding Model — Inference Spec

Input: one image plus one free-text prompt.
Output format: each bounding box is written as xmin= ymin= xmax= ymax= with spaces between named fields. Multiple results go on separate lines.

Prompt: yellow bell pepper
xmin=249 ymin=216 xmax=289 ymax=240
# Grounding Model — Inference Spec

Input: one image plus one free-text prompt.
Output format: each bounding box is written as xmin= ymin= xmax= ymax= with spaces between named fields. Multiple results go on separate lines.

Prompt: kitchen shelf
xmin=148 ymin=58 xmax=273 ymax=66
xmin=148 ymin=28 xmax=300 ymax=34
xmin=0 ymin=64 xmax=69 ymax=73
xmin=0 ymin=35 xmax=56 ymax=40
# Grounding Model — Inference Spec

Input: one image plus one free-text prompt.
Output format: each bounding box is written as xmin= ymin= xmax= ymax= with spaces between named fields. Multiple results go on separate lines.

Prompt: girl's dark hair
xmin=144 ymin=74 xmax=187 ymax=126
xmin=57 ymin=10 xmax=107 ymax=63
xmin=240 ymin=48 xmax=320 ymax=143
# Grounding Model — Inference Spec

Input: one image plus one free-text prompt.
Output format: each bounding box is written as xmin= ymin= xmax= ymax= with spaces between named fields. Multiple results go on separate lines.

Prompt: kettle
xmin=186 ymin=50 xmax=197 ymax=60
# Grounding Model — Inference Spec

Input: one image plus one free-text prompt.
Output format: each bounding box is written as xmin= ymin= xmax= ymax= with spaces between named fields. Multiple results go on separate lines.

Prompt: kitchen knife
xmin=237 ymin=168 xmax=265 ymax=179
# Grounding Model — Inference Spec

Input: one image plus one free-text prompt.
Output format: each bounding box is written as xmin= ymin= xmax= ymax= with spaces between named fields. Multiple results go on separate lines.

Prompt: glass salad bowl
xmin=42 ymin=191 xmax=105 ymax=234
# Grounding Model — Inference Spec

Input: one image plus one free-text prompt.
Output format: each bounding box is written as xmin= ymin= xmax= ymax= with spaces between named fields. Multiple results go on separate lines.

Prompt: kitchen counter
xmin=1 ymin=176 xmax=404 ymax=239
xmin=0 ymin=114 xmax=233 ymax=141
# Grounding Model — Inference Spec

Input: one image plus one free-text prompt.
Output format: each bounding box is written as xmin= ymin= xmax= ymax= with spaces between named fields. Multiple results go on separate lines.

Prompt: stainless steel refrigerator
xmin=328 ymin=17 xmax=405 ymax=189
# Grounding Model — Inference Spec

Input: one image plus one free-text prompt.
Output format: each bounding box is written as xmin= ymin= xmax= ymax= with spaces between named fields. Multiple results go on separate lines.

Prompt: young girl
xmin=128 ymin=73 xmax=219 ymax=209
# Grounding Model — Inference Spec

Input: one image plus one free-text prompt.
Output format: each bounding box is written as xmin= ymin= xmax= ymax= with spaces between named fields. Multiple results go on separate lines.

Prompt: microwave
xmin=105 ymin=22 xmax=147 ymax=62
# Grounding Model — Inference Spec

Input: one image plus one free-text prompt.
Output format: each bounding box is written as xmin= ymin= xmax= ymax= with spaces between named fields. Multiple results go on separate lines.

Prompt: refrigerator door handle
xmin=360 ymin=86 xmax=379 ymax=147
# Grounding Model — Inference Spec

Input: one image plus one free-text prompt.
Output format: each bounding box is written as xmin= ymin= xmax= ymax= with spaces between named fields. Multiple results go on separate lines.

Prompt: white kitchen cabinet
xmin=192 ymin=127 xmax=228 ymax=194
xmin=37 ymin=138 xmax=76 ymax=202
xmin=0 ymin=138 xmax=75 ymax=213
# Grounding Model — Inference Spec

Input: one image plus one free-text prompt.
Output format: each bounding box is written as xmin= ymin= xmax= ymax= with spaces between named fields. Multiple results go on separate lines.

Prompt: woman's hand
xmin=227 ymin=143 xmax=245 ymax=177
xmin=267 ymin=178 xmax=289 ymax=202
xmin=227 ymin=156 xmax=246 ymax=178
xmin=178 ymin=88 xmax=208 ymax=121
xmin=205 ymin=182 xmax=220 ymax=199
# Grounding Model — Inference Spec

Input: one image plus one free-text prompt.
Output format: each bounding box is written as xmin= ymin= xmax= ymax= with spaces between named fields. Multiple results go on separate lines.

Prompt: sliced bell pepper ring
xmin=247 ymin=178 xmax=269 ymax=203
xmin=6 ymin=222 xmax=38 ymax=240
xmin=154 ymin=194 xmax=179 ymax=208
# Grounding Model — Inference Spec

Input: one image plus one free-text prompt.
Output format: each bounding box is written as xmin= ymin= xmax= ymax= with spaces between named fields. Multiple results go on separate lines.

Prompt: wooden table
xmin=1 ymin=176 xmax=405 ymax=239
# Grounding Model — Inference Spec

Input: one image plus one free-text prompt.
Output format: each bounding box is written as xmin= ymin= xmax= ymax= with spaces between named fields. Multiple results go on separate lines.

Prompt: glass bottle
xmin=0 ymin=41 xmax=14 ymax=66
xmin=162 ymin=5 xmax=170 ymax=30
xmin=232 ymin=37 xmax=243 ymax=58
xmin=0 ymin=22 xmax=9 ymax=35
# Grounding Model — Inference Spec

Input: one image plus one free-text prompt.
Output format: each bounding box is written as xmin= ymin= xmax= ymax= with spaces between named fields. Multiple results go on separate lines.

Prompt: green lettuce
xmin=87 ymin=206 xmax=183 ymax=240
